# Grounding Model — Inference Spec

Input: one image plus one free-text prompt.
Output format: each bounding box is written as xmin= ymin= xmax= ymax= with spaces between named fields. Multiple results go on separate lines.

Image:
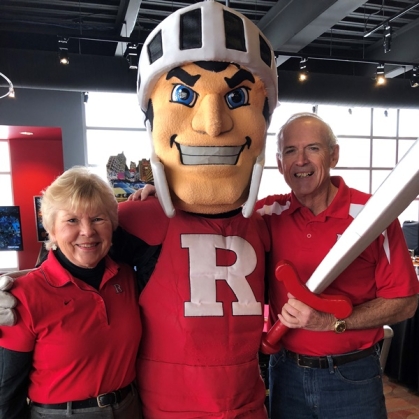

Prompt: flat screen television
xmin=0 ymin=206 xmax=24 ymax=251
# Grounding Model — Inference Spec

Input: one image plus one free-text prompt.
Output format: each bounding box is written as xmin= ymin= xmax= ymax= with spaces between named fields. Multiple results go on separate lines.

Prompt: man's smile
xmin=170 ymin=136 xmax=252 ymax=165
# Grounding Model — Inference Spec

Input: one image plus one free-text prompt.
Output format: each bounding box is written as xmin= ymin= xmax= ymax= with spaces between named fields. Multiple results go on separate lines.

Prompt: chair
xmin=380 ymin=325 xmax=394 ymax=370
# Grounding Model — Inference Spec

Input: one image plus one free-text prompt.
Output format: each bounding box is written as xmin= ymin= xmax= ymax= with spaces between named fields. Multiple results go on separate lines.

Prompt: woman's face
xmin=49 ymin=207 xmax=113 ymax=268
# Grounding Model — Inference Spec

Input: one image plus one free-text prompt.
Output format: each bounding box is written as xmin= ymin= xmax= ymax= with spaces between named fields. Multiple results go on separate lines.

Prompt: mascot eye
xmin=225 ymin=87 xmax=249 ymax=109
xmin=171 ymin=85 xmax=198 ymax=107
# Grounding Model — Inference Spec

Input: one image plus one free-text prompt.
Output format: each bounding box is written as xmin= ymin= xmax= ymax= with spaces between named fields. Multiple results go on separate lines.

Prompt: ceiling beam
xmin=361 ymin=18 xmax=419 ymax=78
xmin=115 ymin=0 xmax=143 ymax=56
xmin=259 ymin=0 xmax=367 ymax=66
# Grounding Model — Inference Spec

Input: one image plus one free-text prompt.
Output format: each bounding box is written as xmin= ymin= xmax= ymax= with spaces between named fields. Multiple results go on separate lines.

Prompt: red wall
xmin=9 ymin=136 xmax=64 ymax=269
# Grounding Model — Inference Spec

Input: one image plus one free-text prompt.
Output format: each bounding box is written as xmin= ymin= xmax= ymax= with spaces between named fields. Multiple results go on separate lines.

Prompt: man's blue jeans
xmin=268 ymin=346 xmax=387 ymax=419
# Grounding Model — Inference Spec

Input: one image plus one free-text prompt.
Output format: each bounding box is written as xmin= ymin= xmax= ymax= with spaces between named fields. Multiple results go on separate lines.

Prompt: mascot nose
xmin=192 ymin=94 xmax=233 ymax=137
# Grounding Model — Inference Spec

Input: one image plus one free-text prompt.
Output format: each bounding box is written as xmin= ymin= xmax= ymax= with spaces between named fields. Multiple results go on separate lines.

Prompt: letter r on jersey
xmin=182 ymin=234 xmax=262 ymax=317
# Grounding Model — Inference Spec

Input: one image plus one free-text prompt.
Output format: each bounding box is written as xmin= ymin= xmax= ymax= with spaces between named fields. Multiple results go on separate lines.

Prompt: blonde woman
xmin=0 ymin=167 xmax=142 ymax=419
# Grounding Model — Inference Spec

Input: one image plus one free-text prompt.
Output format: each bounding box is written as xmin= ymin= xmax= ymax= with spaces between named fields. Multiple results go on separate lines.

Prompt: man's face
xmin=277 ymin=117 xmax=339 ymax=201
xmin=149 ymin=62 xmax=268 ymax=213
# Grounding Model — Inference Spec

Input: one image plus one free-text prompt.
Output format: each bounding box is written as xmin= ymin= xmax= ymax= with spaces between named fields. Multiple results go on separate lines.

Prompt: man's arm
xmin=279 ymin=294 xmax=418 ymax=331
xmin=0 ymin=347 xmax=31 ymax=419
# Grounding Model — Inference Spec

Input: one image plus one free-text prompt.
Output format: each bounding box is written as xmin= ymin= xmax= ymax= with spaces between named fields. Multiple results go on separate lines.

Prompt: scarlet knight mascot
xmin=0 ymin=1 xmax=278 ymax=418
xmin=118 ymin=1 xmax=278 ymax=417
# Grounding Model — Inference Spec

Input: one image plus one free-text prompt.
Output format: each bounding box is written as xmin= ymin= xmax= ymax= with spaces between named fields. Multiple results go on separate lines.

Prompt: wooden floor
xmin=384 ymin=374 xmax=419 ymax=419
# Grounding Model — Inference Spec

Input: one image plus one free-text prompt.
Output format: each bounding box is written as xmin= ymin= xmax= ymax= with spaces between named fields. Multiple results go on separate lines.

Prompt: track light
xmin=383 ymin=24 xmax=392 ymax=53
xmin=376 ymin=63 xmax=386 ymax=86
xmin=411 ymin=66 xmax=419 ymax=88
xmin=298 ymin=58 xmax=308 ymax=82
xmin=58 ymin=38 xmax=70 ymax=65
xmin=124 ymin=43 xmax=139 ymax=70
xmin=83 ymin=92 xmax=89 ymax=103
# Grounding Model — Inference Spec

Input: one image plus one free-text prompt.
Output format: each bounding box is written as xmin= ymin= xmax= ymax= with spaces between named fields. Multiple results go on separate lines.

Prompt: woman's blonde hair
xmin=41 ymin=166 xmax=118 ymax=250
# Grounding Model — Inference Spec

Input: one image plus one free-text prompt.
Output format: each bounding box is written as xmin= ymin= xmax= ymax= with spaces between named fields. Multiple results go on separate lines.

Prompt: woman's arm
xmin=0 ymin=347 xmax=32 ymax=419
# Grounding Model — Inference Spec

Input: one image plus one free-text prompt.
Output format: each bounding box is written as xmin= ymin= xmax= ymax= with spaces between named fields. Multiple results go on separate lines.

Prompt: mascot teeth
xmin=178 ymin=144 xmax=245 ymax=165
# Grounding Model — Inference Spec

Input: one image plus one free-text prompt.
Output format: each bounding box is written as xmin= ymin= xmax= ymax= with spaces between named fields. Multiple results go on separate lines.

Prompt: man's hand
xmin=127 ymin=184 xmax=157 ymax=201
xmin=278 ymin=293 xmax=334 ymax=332
xmin=0 ymin=276 xmax=17 ymax=326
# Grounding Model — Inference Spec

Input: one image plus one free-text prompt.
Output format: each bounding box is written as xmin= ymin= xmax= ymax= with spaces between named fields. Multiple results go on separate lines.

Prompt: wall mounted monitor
xmin=0 ymin=206 xmax=24 ymax=251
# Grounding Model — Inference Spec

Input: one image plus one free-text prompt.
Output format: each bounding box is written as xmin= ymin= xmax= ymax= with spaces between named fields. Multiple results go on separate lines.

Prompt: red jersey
xmin=0 ymin=252 xmax=141 ymax=403
xmin=256 ymin=176 xmax=419 ymax=356
xmin=119 ymin=197 xmax=269 ymax=419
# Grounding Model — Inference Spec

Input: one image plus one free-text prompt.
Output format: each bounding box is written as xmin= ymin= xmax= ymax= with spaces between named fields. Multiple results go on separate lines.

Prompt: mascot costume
xmin=0 ymin=1 xmax=278 ymax=418
xmin=118 ymin=1 xmax=278 ymax=417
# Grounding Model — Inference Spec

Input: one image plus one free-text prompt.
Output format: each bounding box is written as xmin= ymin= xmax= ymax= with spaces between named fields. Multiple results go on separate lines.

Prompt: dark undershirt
xmin=54 ymin=248 xmax=106 ymax=290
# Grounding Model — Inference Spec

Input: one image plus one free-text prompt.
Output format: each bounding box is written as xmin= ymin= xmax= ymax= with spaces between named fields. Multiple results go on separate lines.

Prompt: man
xmin=256 ymin=112 xmax=419 ymax=419
xmin=0 ymin=2 xmax=278 ymax=418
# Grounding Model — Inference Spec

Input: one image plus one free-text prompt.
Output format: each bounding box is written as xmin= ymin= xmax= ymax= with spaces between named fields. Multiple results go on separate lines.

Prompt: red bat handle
xmin=260 ymin=322 xmax=287 ymax=354
xmin=260 ymin=260 xmax=353 ymax=355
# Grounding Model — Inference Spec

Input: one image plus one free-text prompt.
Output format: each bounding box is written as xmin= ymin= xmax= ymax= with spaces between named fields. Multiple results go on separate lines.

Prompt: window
xmin=85 ymin=92 xmax=150 ymax=181
xmin=85 ymin=93 xmax=419 ymax=223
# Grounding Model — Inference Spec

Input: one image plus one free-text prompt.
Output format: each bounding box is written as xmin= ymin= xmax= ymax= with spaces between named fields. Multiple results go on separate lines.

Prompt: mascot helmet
xmin=137 ymin=0 xmax=278 ymax=217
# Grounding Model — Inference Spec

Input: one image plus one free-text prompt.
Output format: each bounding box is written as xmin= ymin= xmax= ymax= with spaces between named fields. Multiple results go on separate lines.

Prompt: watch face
xmin=335 ymin=320 xmax=346 ymax=333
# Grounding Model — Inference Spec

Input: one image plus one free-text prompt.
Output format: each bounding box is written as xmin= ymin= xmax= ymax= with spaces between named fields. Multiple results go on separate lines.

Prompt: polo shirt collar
xmin=41 ymin=251 xmax=119 ymax=289
xmin=287 ymin=176 xmax=350 ymax=220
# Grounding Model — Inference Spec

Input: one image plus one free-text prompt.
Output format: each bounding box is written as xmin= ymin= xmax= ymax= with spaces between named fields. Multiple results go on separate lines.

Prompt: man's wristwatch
xmin=333 ymin=319 xmax=347 ymax=333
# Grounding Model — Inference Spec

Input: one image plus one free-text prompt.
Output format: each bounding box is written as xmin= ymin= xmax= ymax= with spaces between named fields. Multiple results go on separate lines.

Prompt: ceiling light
xmin=124 ymin=43 xmax=139 ymax=70
xmin=83 ymin=92 xmax=89 ymax=103
xmin=410 ymin=66 xmax=419 ymax=88
xmin=298 ymin=58 xmax=308 ymax=82
xmin=376 ymin=63 xmax=386 ymax=86
xmin=383 ymin=24 xmax=392 ymax=53
xmin=58 ymin=38 xmax=70 ymax=65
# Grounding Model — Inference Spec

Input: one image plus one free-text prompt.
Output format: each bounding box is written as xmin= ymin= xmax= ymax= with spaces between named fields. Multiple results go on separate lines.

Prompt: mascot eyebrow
xmin=166 ymin=64 xmax=255 ymax=90
xmin=166 ymin=67 xmax=201 ymax=86
xmin=225 ymin=69 xmax=255 ymax=89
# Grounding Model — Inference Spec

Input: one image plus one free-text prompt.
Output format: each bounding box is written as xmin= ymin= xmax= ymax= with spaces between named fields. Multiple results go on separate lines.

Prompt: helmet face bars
xmin=138 ymin=0 xmax=278 ymax=217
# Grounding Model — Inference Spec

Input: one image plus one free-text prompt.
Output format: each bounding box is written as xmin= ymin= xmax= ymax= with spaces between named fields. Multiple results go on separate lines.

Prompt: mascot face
xmin=149 ymin=61 xmax=269 ymax=214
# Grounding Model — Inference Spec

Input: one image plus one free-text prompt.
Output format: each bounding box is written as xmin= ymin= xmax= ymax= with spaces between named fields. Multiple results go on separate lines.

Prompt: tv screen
xmin=0 ymin=206 xmax=24 ymax=251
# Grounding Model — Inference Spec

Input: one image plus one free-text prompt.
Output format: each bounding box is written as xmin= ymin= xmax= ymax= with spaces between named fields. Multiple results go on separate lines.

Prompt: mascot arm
xmin=110 ymin=227 xmax=161 ymax=293
xmin=118 ymin=198 xmax=168 ymax=244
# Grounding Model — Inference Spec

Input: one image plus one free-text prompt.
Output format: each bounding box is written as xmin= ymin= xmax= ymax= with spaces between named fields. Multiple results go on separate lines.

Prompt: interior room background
xmin=1 ymin=92 xmax=418 ymax=271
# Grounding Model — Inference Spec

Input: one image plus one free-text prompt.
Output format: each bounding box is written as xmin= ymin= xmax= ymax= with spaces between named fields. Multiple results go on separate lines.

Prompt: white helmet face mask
xmin=138 ymin=0 xmax=278 ymax=217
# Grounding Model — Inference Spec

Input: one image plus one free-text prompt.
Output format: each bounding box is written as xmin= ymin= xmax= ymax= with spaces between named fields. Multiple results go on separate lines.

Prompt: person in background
xmin=0 ymin=166 xmax=142 ymax=419
xmin=256 ymin=113 xmax=419 ymax=419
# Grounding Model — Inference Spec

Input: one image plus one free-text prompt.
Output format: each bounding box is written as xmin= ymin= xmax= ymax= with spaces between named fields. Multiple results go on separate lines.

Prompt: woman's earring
xmin=51 ymin=244 xmax=57 ymax=251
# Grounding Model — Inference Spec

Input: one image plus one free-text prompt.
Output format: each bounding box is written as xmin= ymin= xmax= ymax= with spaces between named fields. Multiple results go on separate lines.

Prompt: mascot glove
xmin=0 ymin=276 xmax=17 ymax=326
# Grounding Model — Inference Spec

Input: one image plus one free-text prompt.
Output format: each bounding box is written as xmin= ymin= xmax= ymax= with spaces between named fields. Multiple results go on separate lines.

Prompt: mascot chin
xmin=0 ymin=1 xmax=278 ymax=418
